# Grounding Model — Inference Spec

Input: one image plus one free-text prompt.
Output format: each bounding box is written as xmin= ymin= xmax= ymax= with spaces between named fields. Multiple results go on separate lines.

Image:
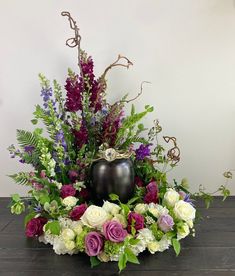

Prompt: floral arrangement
xmin=8 ymin=12 xmax=231 ymax=272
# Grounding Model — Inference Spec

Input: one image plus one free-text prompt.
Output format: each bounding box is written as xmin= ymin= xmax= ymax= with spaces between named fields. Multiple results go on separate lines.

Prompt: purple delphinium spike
xmin=55 ymin=130 xmax=67 ymax=150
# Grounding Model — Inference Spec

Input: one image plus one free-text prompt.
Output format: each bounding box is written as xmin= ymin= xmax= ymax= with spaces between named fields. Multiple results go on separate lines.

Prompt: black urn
xmin=89 ymin=157 xmax=135 ymax=204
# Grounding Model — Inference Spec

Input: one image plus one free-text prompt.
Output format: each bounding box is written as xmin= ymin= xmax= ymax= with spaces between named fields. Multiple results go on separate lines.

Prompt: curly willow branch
xmin=100 ymin=55 xmax=133 ymax=90
xmin=163 ymin=136 xmax=181 ymax=165
xmin=61 ymin=11 xmax=83 ymax=77
xmin=121 ymin=81 xmax=151 ymax=104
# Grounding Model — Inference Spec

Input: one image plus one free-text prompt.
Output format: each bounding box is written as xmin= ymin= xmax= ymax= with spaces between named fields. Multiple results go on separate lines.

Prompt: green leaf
xmin=125 ymin=247 xmax=140 ymax=264
xmin=90 ymin=256 xmax=101 ymax=268
xmin=24 ymin=212 xmax=36 ymax=227
xmin=11 ymin=194 xmax=20 ymax=202
xmin=31 ymin=119 xmax=38 ymax=125
xmin=127 ymin=196 xmax=140 ymax=206
xmin=120 ymin=203 xmax=130 ymax=217
xmin=45 ymin=221 xmax=61 ymax=235
xmin=129 ymin=238 xmax=140 ymax=246
xmin=39 ymin=194 xmax=50 ymax=205
xmin=109 ymin=193 xmax=119 ymax=201
xmin=118 ymin=252 xmax=127 ymax=273
xmin=172 ymin=238 xmax=181 ymax=256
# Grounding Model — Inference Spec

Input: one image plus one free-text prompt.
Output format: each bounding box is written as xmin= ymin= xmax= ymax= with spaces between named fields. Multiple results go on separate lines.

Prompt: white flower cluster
xmin=39 ymin=191 xmax=196 ymax=261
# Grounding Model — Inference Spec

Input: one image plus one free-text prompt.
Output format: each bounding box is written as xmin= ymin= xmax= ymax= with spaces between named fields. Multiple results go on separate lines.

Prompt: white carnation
xmin=81 ymin=205 xmax=109 ymax=229
xmin=163 ymin=188 xmax=180 ymax=207
xmin=131 ymin=228 xmax=155 ymax=255
xmin=174 ymin=200 xmax=196 ymax=222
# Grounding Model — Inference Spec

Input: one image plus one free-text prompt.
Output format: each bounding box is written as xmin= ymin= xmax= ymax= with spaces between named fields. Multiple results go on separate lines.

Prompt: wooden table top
xmin=0 ymin=197 xmax=234 ymax=276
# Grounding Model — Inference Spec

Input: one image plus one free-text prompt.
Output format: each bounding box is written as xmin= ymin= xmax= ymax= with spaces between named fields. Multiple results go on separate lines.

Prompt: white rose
xmin=164 ymin=188 xmax=180 ymax=207
xmin=62 ymin=196 xmax=77 ymax=208
xmin=147 ymin=241 xmax=160 ymax=254
xmin=147 ymin=203 xmax=169 ymax=218
xmin=112 ymin=214 xmax=127 ymax=228
xmin=61 ymin=228 xmax=75 ymax=241
xmin=174 ymin=200 xmax=196 ymax=222
xmin=177 ymin=223 xmax=190 ymax=240
xmin=134 ymin=203 xmax=148 ymax=214
xmin=102 ymin=201 xmax=121 ymax=215
xmin=81 ymin=205 xmax=109 ymax=229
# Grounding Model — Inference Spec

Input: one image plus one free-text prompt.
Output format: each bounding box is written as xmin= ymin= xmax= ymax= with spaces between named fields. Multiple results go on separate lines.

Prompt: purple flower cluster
xmin=65 ymin=53 xmax=103 ymax=113
xmin=55 ymin=130 xmax=67 ymax=150
xmin=65 ymin=74 xmax=83 ymax=112
xmin=72 ymin=120 xmax=88 ymax=149
xmin=60 ymin=184 xmax=76 ymax=199
xmin=135 ymin=144 xmax=151 ymax=160
xmin=102 ymin=105 xmax=124 ymax=146
xmin=40 ymin=87 xmax=56 ymax=110
xmin=144 ymin=181 xmax=158 ymax=204
xmin=127 ymin=212 xmax=145 ymax=233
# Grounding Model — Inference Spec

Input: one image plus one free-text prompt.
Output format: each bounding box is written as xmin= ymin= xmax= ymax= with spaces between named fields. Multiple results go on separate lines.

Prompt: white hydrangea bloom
xmin=131 ymin=228 xmax=155 ymax=255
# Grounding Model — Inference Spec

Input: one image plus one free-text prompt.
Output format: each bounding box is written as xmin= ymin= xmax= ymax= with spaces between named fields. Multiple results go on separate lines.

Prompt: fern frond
xmin=120 ymin=136 xmax=149 ymax=150
xmin=116 ymin=105 xmax=153 ymax=147
xmin=16 ymin=130 xmax=38 ymax=149
xmin=8 ymin=172 xmax=31 ymax=185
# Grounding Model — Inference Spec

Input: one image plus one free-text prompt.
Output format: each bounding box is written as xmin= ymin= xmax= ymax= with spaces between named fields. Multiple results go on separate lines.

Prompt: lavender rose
xmin=157 ymin=214 xmax=174 ymax=232
xmin=60 ymin=184 xmax=76 ymax=199
xmin=127 ymin=212 xmax=145 ymax=233
xmin=25 ymin=217 xmax=47 ymax=238
xmin=103 ymin=220 xmax=127 ymax=243
xmin=70 ymin=204 xmax=87 ymax=221
xmin=85 ymin=232 xmax=104 ymax=256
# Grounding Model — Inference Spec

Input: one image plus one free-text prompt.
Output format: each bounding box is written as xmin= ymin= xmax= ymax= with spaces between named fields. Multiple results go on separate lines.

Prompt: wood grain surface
xmin=0 ymin=197 xmax=234 ymax=276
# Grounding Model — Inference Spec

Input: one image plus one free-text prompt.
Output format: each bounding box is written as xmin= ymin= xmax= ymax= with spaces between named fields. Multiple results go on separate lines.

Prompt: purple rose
xmin=157 ymin=214 xmax=174 ymax=232
xmin=25 ymin=217 xmax=47 ymax=238
xmin=60 ymin=184 xmax=76 ymax=199
xmin=103 ymin=221 xmax=128 ymax=243
xmin=127 ymin=212 xmax=145 ymax=233
xmin=85 ymin=232 xmax=104 ymax=256
xmin=70 ymin=204 xmax=87 ymax=221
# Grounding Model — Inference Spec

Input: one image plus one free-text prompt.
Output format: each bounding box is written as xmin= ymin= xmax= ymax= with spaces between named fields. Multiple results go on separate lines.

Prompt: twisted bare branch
xmin=61 ymin=11 xmax=83 ymax=77
xmin=163 ymin=136 xmax=180 ymax=165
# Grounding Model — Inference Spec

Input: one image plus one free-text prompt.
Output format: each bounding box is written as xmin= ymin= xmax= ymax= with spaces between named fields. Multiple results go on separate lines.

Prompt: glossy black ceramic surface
xmin=89 ymin=158 xmax=135 ymax=204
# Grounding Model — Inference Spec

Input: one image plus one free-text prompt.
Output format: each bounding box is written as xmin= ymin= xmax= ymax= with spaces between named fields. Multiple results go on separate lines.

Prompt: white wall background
xmin=0 ymin=0 xmax=235 ymax=196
